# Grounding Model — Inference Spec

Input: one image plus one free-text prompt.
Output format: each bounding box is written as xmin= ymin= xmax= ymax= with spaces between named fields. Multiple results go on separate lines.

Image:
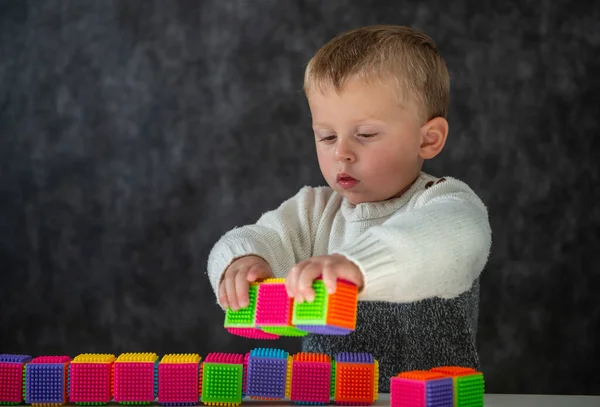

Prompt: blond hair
xmin=303 ymin=25 xmax=450 ymax=120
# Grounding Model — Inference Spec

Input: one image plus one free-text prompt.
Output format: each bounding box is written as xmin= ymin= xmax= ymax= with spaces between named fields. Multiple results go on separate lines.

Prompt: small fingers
xmin=321 ymin=264 xmax=338 ymax=295
xmin=286 ymin=260 xmax=307 ymax=299
xmin=225 ymin=272 xmax=240 ymax=311
xmin=235 ymin=268 xmax=250 ymax=309
xmin=297 ymin=263 xmax=322 ymax=303
xmin=218 ymin=279 xmax=229 ymax=310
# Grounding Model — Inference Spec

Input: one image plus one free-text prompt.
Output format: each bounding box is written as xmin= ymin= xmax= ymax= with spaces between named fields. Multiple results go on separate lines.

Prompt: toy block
xmin=245 ymin=348 xmax=288 ymax=400
xmin=333 ymin=353 xmax=377 ymax=405
xmin=293 ymin=279 xmax=358 ymax=335
xmin=430 ymin=367 xmax=484 ymax=407
xmin=113 ymin=353 xmax=158 ymax=405
xmin=224 ymin=283 xmax=280 ymax=340
xmin=200 ymin=353 xmax=244 ymax=406
xmin=25 ymin=356 xmax=71 ymax=406
xmin=0 ymin=354 xmax=31 ymax=405
xmin=157 ymin=354 xmax=201 ymax=406
xmin=390 ymin=371 xmax=453 ymax=407
xmin=69 ymin=354 xmax=115 ymax=405
xmin=255 ymin=279 xmax=307 ymax=337
xmin=289 ymin=353 xmax=331 ymax=405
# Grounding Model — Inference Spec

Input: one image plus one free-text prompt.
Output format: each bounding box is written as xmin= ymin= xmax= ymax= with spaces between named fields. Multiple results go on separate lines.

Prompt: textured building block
xmin=333 ymin=353 xmax=377 ymax=405
xmin=224 ymin=284 xmax=280 ymax=340
xmin=158 ymin=354 xmax=201 ymax=406
xmin=255 ymin=279 xmax=307 ymax=337
xmin=69 ymin=354 xmax=115 ymax=405
xmin=430 ymin=367 xmax=484 ymax=407
xmin=245 ymin=348 xmax=288 ymax=400
xmin=200 ymin=353 xmax=244 ymax=406
xmin=0 ymin=354 xmax=31 ymax=405
xmin=293 ymin=279 xmax=358 ymax=335
xmin=113 ymin=353 xmax=158 ymax=404
xmin=390 ymin=371 xmax=453 ymax=407
xmin=25 ymin=356 xmax=71 ymax=406
xmin=289 ymin=353 xmax=331 ymax=405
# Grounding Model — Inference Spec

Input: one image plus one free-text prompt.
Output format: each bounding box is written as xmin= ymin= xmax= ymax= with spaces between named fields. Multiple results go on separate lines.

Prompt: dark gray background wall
xmin=1 ymin=0 xmax=599 ymax=396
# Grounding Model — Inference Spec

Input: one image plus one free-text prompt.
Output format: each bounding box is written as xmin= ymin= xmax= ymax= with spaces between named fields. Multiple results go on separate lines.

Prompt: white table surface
xmin=237 ymin=393 xmax=600 ymax=406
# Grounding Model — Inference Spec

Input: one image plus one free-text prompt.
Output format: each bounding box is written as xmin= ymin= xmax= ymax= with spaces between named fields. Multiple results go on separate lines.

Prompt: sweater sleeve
xmin=333 ymin=178 xmax=492 ymax=303
xmin=206 ymin=186 xmax=334 ymax=299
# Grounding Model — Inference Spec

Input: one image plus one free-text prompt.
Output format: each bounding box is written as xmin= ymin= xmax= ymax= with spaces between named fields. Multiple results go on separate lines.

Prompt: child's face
xmin=307 ymin=77 xmax=425 ymax=205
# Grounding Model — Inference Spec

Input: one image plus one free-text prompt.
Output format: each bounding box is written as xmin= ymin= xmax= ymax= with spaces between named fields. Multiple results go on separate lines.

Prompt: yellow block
xmin=160 ymin=354 xmax=201 ymax=364
xmin=115 ymin=352 xmax=158 ymax=363
xmin=72 ymin=353 xmax=116 ymax=364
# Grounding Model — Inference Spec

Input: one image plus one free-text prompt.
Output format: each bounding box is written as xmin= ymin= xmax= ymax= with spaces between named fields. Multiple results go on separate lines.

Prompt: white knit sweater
xmin=207 ymin=172 xmax=492 ymax=304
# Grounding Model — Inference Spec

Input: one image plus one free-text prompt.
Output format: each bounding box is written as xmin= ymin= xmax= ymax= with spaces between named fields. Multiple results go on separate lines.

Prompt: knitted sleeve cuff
xmin=333 ymin=232 xmax=398 ymax=301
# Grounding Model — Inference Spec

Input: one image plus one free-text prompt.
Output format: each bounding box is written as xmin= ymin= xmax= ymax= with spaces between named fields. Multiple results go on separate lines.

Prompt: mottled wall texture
xmin=1 ymin=0 xmax=599 ymax=395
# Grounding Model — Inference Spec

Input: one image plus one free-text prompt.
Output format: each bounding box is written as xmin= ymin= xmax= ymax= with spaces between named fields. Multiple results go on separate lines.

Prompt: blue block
xmin=425 ymin=378 xmax=453 ymax=407
xmin=335 ymin=352 xmax=374 ymax=363
xmin=0 ymin=354 xmax=31 ymax=363
xmin=26 ymin=364 xmax=65 ymax=404
xmin=246 ymin=356 xmax=287 ymax=399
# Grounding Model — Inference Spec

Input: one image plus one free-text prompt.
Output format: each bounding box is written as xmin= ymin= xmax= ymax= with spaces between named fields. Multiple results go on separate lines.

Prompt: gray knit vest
xmin=301 ymin=278 xmax=480 ymax=392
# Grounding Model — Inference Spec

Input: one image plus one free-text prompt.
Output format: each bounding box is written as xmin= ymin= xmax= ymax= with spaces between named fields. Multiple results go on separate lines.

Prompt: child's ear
xmin=419 ymin=117 xmax=448 ymax=159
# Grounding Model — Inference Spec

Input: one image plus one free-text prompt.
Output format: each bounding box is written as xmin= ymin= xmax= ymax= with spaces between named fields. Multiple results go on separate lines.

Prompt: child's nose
xmin=335 ymin=140 xmax=356 ymax=162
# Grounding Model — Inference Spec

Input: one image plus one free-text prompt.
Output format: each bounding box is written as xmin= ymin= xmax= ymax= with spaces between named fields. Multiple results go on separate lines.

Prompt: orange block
xmin=326 ymin=280 xmax=358 ymax=330
xmin=335 ymin=362 xmax=375 ymax=404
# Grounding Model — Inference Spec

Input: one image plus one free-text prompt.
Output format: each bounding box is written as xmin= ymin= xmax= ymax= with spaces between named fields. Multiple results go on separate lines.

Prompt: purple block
xmin=425 ymin=378 xmax=453 ymax=407
xmin=0 ymin=354 xmax=31 ymax=363
xmin=26 ymin=364 xmax=65 ymax=404
xmin=335 ymin=352 xmax=374 ymax=363
xmin=296 ymin=325 xmax=353 ymax=335
xmin=246 ymin=356 xmax=287 ymax=399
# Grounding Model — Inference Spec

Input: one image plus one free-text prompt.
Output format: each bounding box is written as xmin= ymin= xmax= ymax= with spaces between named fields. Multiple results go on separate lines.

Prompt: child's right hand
xmin=218 ymin=255 xmax=274 ymax=311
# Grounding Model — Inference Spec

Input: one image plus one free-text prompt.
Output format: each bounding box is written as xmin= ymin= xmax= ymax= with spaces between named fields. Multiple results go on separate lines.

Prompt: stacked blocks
xmin=289 ymin=353 xmax=331 ymax=405
xmin=430 ymin=367 xmax=484 ymax=407
xmin=390 ymin=371 xmax=453 ymax=407
xmin=113 ymin=353 xmax=158 ymax=405
xmin=255 ymin=279 xmax=307 ymax=337
xmin=69 ymin=354 xmax=115 ymax=405
xmin=245 ymin=348 xmax=288 ymax=400
xmin=333 ymin=353 xmax=378 ymax=405
xmin=224 ymin=284 xmax=279 ymax=340
xmin=200 ymin=353 xmax=244 ymax=406
xmin=293 ymin=279 xmax=358 ymax=335
xmin=158 ymin=354 xmax=201 ymax=406
xmin=25 ymin=356 xmax=71 ymax=406
xmin=0 ymin=354 xmax=31 ymax=405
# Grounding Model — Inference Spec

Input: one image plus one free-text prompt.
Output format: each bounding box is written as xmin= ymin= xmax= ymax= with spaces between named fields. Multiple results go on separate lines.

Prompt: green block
xmin=201 ymin=363 xmax=243 ymax=404
xmin=224 ymin=284 xmax=258 ymax=328
xmin=260 ymin=325 xmax=308 ymax=336
xmin=330 ymin=360 xmax=336 ymax=399
xmin=292 ymin=280 xmax=328 ymax=325
xmin=456 ymin=373 xmax=485 ymax=407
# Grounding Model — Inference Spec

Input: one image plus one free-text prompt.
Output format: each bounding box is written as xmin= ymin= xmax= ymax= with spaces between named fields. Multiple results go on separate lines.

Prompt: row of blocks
xmin=0 ymin=350 xmax=379 ymax=406
xmin=224 ymin=278 xmax=359 ymax=339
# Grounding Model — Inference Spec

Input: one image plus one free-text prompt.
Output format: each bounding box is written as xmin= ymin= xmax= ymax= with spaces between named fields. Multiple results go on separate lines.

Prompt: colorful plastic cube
xmin=293 ymin=279 xmax=358 ymax=335
xmin=113 ymin=353 xmax=158 ymax=405
xmin=200 ymin=353 xmax=244 ymax=406
xmin=158 ymin=354 xmax=201 ymax=406
xmin=390 ymin=370 xmax=453 ymax=407
xmin=255 ymin=279 xmax=307 ymax=337
xmin=430 ymin=367 xmax=484 ymax=407
xmin=69 ymin=354 xmax=115 ymax=405
xmin=289 ymin=353 xmax=331 ymax=405
xmin=333 ymin=352 xmax=378 ymax=405
xmin=0 ymin=354 xmax=31 ymax=405
xmin=25 ymin=356 xmax=71 ymax=406
xmin=224 ymin=283 xmax=279 ymax=340
xmin=245 ymin=348 xmax=288 ymax=400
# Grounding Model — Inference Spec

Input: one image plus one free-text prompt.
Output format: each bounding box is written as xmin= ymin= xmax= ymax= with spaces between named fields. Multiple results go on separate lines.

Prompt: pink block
xmin=290 ymin=361 xmax=330 ymax=403
xmin=158 ymin=363 xmax=198 ymax=403
xmin=255 ymin=283 xmax=292 ymax=326
xmin=31 ymin=356 xmax=71 ymax=364
xmin=69 ymin=363 xmax=112 ymax=403
xmin=390 ymin=377 xmax=425 ymax=407
xmin=113 ymin=362 xmax=155 ymax=402
xmin=203 ymin=353 xmax=244 ymax=364
xmin=0 ymin=362 xmax=24 ymax=403
xmin=226 ymin=327 xmax=279 ymax=339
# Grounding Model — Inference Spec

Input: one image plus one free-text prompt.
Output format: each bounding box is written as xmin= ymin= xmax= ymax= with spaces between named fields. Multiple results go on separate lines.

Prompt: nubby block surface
xmin=0 ymin=354 xmax=31 ymax=404
xmin=158 ymin=354 xmax=201 ymax=405
xmin=289 ymin=353 xmax=331 ymax=405
xmin=113 ymin=353 xmax=158 ymax=404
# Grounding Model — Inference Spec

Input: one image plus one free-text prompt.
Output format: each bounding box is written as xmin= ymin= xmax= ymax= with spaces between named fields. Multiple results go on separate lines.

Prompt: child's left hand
xmin=285 ymin=254 xmax=364 ymax=303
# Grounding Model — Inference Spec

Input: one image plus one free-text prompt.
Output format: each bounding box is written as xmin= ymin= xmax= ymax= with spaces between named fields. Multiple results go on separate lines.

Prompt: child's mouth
xmin=337 ymin=175 xmax=358 ymax=189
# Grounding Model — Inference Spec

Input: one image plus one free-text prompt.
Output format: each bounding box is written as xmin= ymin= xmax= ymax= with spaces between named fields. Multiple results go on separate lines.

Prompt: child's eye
xmin=319 ymin=135 xmax=337 ymax=142
xmin=358 ymin=133 xmax=377 ymax=138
